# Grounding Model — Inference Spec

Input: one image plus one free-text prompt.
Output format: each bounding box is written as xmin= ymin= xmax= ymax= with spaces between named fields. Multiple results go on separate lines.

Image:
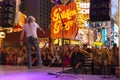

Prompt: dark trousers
xmin=27 ymin=37 xmax=42 ymax=67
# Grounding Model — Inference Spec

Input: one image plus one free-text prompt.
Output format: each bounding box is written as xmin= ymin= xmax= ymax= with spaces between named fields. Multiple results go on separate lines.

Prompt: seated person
xmin=71 ymin=45 xmax=85 ymax=74
xmin=63 ymin=45 xmax=71 ymax=67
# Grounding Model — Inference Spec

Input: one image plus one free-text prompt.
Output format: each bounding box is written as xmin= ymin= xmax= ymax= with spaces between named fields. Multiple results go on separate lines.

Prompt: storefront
xmin=51 ymin=1 xmax=94 ymax=46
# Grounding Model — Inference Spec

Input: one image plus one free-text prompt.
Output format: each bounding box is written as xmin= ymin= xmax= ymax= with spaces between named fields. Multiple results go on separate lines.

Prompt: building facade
xmin=22 ymin=0 xmax=54 ymax=28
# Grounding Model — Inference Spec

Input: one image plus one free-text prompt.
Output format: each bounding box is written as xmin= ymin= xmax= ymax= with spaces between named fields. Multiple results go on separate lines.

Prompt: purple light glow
xmin=0 ymin=71 xmax=118 ymax=80
xmin=0 ymin=66 xmax=118 ymax=80
xmin=0 ymin=72 xmax=54 ymax=80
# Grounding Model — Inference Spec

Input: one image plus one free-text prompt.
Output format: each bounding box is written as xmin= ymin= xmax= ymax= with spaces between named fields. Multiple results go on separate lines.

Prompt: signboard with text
xmin=51 ymin=2 xmax=77 ymax=38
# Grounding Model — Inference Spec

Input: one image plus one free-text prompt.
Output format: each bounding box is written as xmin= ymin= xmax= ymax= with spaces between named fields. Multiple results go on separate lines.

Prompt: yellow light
xmin=94 ymin=42 xmax=103 ymax=46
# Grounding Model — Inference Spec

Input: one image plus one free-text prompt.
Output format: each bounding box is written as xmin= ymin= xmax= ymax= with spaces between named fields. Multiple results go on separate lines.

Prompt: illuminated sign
xmin=52 ymin=8 xmax=76 ymax=34
xmin=80 ymin=3 xmax=90 ymax=14
xmin=94 ymin=42 xmax=103 ymax=46
xmin=51 ymin=2 xmax=77 ymax=38
xmin=53 ymin=38 xmax=70 ymax=46
xmin=0 ymin=32 xmax=5 ymax=38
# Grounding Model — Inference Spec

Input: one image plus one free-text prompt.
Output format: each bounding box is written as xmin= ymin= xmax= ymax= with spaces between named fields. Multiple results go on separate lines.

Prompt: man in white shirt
xmin=20 ymin=16 xmax=45 ymax=68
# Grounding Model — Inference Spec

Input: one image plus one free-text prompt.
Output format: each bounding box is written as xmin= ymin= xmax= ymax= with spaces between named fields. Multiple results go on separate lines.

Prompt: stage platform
xmin=0 ymin=65 xmax=119 ymax=80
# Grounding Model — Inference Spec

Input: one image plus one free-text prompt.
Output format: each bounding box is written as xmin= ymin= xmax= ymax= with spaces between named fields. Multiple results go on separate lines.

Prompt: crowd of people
xmin=0 ymin=44 xmax=119 ymax=75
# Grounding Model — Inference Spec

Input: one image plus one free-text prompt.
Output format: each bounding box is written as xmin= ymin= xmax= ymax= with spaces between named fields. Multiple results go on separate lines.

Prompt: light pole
xmin=118 ymin=0 xmax=120 ymax=67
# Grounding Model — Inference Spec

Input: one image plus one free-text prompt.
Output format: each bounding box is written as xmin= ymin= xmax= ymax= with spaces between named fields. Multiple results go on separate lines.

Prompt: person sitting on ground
xmin=71 ymin=45 xmax=85 ymax=74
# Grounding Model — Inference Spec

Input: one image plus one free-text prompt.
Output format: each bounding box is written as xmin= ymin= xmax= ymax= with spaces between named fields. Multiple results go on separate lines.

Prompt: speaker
xmin=0 ymin=0 xmax=16 ymax=27
xmin=90 ymin=0 xmax=110 ymax=21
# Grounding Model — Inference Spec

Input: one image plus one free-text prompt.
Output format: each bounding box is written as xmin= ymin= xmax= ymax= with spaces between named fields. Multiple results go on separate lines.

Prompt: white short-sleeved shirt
xmin=23 ymin=22 xmax=39 ymax=38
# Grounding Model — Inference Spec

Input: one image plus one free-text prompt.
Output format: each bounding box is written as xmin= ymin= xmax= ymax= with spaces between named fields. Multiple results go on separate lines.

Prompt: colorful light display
xmin=51 ymin=2 xmax=78 ymax=38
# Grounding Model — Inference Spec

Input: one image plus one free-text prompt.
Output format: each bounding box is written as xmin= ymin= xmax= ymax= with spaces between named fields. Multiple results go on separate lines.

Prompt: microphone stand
xmin=48 ymin=2 xmax=66 ymax=78
xmin=48 ymin=2 xmax=78 ymax=78
xmin=54 ymin=2 xmax=66 ymax=78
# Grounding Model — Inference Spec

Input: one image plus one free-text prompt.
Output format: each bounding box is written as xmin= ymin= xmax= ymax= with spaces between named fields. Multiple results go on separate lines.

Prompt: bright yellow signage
xmin=51 ymin=2 xmax=77 ymax=38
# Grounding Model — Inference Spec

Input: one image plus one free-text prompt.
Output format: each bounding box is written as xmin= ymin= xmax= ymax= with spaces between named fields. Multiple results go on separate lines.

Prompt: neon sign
xmin=51 ymin=3 xmax=77 ymax=38
xmin=80 ymin=3 xmax=90 ymax=14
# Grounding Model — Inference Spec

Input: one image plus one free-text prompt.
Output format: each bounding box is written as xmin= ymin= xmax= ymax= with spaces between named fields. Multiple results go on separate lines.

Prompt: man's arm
xmin=75 ymin=62 xmax=81 ymax=69
xmin=38 ymin=26 xmax=45 ymax=34
xmin=20 ymin=30 xmax=25 ymax=46
xmin=20 ymin=30 xmax=25 ymax=41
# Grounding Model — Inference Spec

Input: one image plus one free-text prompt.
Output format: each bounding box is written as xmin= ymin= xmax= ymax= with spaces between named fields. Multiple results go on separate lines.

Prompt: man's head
xmin=27 ymin=16 xmax=36 ymax=23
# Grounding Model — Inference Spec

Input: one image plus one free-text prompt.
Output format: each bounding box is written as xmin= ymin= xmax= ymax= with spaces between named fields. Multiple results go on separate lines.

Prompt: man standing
xmin=20 ymin=16 xmax=45 ymax=68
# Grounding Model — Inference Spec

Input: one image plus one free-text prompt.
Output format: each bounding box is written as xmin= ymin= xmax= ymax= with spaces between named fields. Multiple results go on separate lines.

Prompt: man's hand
xmin=42 ymin=31 xmax=45 ymax=34
xmin=38 ymin=26 xmax=45 ymax=34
